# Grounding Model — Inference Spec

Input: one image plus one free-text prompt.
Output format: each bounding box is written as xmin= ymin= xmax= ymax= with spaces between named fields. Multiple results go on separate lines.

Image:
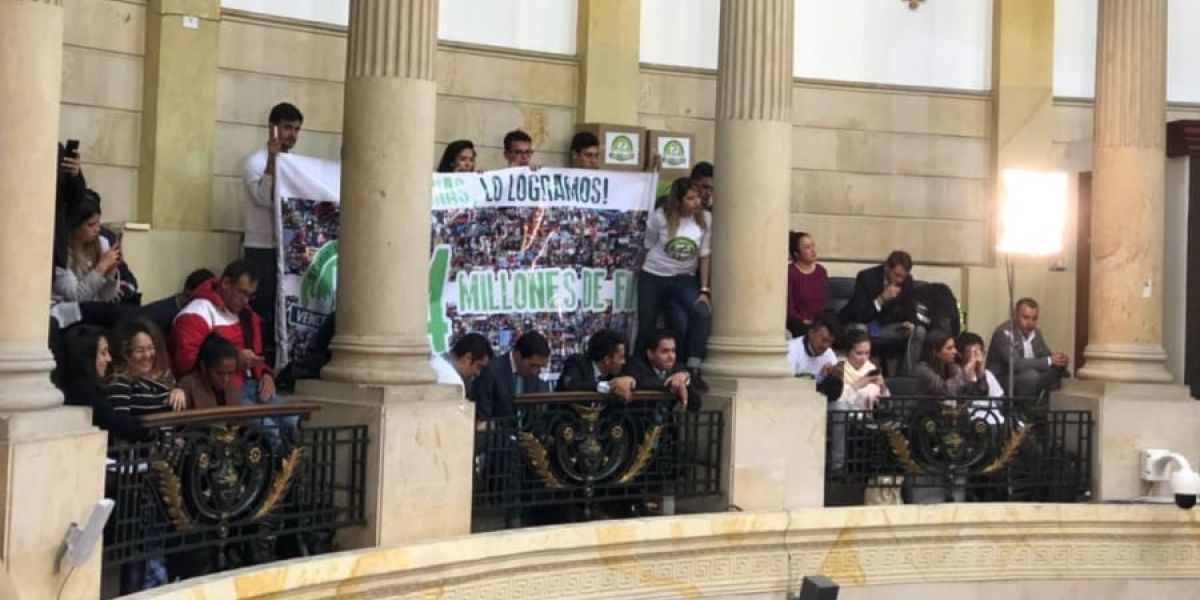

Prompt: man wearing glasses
xmin=171 ymin=260 xmax=278 ymax=407
xmin=503 ymin=129 xmax=537 ymax=168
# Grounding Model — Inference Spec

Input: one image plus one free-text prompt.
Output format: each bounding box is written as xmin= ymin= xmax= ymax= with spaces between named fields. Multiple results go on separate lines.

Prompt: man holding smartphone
xmin=243 ymin=102 xmax=304 ymax=367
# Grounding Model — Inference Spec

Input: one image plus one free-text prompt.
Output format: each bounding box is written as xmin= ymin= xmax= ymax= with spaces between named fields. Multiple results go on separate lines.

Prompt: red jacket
xmin=171 ymin=278 xmax=268 ymax=389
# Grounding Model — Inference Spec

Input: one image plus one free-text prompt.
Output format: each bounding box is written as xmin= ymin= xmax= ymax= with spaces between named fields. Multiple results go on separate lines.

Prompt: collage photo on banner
xmin=273 ymin=155 xmax=658 ymax=383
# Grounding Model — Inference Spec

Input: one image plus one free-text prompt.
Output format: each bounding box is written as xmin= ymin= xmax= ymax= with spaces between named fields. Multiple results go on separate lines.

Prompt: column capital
xmin=347 ymin=0 xmax=437 ymax=81
xmin=1094 ymin=0 xmax=1167 ymax=149
xmin=716 ymin=0 xmax=793 ymax=122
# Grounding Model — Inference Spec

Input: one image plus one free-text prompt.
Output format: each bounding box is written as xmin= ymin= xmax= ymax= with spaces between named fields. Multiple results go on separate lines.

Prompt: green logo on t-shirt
xmin=664 ymin=236 xmax=699 ymax=262
xmin=609 ymin=135 xmax=635 ymax=162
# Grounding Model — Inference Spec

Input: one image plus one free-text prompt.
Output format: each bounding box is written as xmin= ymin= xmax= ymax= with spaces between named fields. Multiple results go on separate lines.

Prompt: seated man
xmin=787 ymin=315 xmax=843 ymax=401
xmin=556 ymin=329 xmax=636 ymax=402
xmin=171 ymin=260 xmax=283 ymax=414
xmin=431 ymin=332 xmax=494 ymax=399
xmin=838 ymin=250 xmax=924 ymax=375
xmin=140 ymin=268 xmax=214 ymax=337
xmin=622 ymin=329 xmax=700 ymax=411
xmin=986 ymin=297 xmax=1069 ymax=399
xmin=471 ymin=331 xmax=550 ymax=420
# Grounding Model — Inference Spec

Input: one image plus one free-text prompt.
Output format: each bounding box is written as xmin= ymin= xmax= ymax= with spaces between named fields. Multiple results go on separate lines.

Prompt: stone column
xmin=704 ymin=0 xmax=795 ymax=379
xmin=0 ymin=1 xmax=108 ymax=597
xmin=322 ymin=0 xmax=439 ymax=385
xmin=298 ymin=0 xmax=474 ymax=546
xmin=700 ymin=0 xmax=824 ymax=510
xmin=1077 ymin=0 xmax=1172 ymax=383
xmin=1053 ymin=0 xmax=1198 ymax=502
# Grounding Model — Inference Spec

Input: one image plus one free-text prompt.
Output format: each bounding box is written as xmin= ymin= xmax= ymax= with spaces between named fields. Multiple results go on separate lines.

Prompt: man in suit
xmin=623 ymin=329 xmax=700 ymax=411
xmin=839 ymin=250 xmax=923 ymax=375
xmin=986 ymin=297 xmax=1069 ymax=399
xmin=556 ymin=329 xmax=637 ymax=401
xmin=471 ymin=331 xmax=551 ymax=420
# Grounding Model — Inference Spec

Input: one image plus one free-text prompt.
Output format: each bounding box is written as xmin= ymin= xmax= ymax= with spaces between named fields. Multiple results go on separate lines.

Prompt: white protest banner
xmin=274 ymin=162 xmax=657 ymax=379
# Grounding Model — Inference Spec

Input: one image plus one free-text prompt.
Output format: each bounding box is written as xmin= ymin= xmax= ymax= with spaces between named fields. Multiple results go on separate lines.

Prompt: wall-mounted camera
xmin=1141 ymin=449 xmax=1200 ymax=509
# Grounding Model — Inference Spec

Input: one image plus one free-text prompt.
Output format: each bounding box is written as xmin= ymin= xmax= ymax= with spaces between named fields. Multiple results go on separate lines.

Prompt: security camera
xmin=1142 ymin=449 xmax=1200 ymax=510
xmin=1172 ymin=469 xmax=1200 ymax=509
xmin=56 ymin=498 xmax=114 ymax=572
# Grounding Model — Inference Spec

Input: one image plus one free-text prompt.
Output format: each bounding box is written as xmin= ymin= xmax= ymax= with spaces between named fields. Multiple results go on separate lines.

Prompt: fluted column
xmin=704 ymin=0 xmax=795 ymax=379
xmin=0 ymin=0 xmax=65 ymax=411
xmin=323 ymin=0 xmax=438 ymax=385
xmin=1077 ymin=0 xmax=1172 ymax=383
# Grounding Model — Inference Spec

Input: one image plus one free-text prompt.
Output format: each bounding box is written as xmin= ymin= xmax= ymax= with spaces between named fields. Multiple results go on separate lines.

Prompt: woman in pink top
xmin=787 ymin=231 xmax=828 ymax=338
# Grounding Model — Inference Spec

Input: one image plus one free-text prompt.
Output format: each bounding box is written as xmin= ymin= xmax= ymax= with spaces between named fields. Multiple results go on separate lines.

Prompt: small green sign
xmin=608 ymin=134 xmax=635 ymax=162
xmin=661 ymin=139 xmax=687 ymax=167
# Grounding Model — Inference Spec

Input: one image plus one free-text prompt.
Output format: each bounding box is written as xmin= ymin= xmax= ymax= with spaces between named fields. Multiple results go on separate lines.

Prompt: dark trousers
xmin=636 ymin=272 xmax=710 ymax=363
xmin=244 ymin=247 xmax=278 ymax=366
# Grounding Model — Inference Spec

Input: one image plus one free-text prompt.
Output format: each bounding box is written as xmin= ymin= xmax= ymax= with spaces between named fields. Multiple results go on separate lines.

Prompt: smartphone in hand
xmin=65 ymin=139 xmax=80 ymax=158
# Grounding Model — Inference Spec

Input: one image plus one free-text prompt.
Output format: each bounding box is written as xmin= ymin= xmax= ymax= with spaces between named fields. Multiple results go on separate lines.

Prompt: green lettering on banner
xmin=527 ymin=271 xmax=545 ymax=310
xmin=455 ymin=271 xmax=479 ymax=314
xmin=513 ymin=271 xmax=528 ymax=311
xmin=578 ymin=268 xmax=608 ymax=311
xmin=544 ymin=269 xmax=562 ymax=310
xmin=561 ymin=270 xmax=579 ymax=310
xmin=428 ymin=245 xmax=452 ymax=352
xmin=612 ymin=269 xmax=635 ymax=312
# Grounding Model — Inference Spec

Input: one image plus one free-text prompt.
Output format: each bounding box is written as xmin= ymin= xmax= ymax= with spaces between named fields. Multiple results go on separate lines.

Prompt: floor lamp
xmin=996 ymin=169 xmax=1069 ymax=396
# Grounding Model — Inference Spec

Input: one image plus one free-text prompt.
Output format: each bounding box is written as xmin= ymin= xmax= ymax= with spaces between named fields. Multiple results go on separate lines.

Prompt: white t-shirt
xmin=243 ymin=148 xmax=275 ymax=249
xmin=787 ymin=336 xmax=838 ymax=381
xmin=430 ymin=353 xmax=464 ymax=393
xmin=641 ymin=209 xmax=712 ymax=277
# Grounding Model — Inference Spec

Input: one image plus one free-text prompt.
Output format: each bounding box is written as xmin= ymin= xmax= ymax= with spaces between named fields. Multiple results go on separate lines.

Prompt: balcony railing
xmin=825 ymin=396 xmax=1093 ymax=505
xmin=473 ymin=391 xmax=724 ymax=528
xmin=103 ymin=404 xmax=367 ymax=592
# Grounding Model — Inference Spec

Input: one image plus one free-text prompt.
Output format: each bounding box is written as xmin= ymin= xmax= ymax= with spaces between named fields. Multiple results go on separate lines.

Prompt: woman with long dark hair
xmin=58 ymin=325 xmax=148 ymax=441
xmin=437 ymin=139 xmax=477 ymax=173
xmin=52 ymin=196 xmax=121 ymax=303
xmin=636 ymin=177 xmax=712 ymax=384
xmin=914 ymin=329 xmax=986 ymax=398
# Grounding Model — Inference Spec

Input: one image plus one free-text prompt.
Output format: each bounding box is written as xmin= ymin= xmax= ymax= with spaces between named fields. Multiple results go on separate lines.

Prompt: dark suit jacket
xmin=556 ymin=354 xmax=604 ymax=392
xmin=471 ymin=352 xmax=549 ymax=419
xmin=838 ymin=264 xmax=916 ymax=325
xmin=621 ymin=356 xmax=702 ymax=411
xmin=986 ymin=320 xmax=1053 ymax=378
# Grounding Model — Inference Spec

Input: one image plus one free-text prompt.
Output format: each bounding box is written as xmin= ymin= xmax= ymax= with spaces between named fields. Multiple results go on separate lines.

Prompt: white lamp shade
xmin=996 ymin=169 xmax=1068 ymax=256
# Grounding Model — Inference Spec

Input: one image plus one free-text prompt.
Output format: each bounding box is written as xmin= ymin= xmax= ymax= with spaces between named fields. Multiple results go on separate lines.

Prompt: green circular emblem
xmin=664 ymin=236 xmax=699 ymax=262
xmin=662 ymin=139 xmax=687 ymax=167
xmin=300 ymin=240 xmax=338 ymax=307
xmin=609 ymin=134 xmax=635 ymax=162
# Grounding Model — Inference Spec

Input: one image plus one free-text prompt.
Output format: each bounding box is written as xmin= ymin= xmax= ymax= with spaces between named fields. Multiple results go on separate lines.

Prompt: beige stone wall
xmin=60 ymin=0 xmax=146 ymax=225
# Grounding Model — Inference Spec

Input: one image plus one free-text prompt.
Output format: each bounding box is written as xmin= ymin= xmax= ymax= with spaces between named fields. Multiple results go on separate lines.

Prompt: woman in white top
xmin=636 ymin=177 xmax=712 ymax=378
xmin=52 ymin=196 xmax=121 ymax=304
xmin=835 ymin=329 xmax=889 ymax=410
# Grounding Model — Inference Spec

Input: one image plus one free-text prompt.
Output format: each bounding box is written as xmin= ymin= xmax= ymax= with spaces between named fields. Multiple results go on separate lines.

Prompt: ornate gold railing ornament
xmin=882 ymin=399 xmax=1029 ymax=477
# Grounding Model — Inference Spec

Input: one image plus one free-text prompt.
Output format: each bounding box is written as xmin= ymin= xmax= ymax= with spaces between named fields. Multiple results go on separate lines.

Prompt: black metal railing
xmin=825 ymin=396 xmax=1092 ymax=505
xmin=103 ymin=404 xmax=367 ymax=590
xmin=473 ymin=391 xmax=724 ymax=527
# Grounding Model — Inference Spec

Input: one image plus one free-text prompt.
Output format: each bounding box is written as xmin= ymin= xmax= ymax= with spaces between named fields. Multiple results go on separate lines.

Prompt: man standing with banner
xmin=243 ymin=102 xmax=304 ymax=367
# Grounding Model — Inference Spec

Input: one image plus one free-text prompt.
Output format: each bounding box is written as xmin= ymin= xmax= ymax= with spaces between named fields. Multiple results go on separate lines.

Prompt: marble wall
xmin=128 ymin=504 xmax=1200 ymax=600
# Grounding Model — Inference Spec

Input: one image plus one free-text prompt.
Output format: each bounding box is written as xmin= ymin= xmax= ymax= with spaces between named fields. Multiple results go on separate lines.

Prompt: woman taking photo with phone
xmin=52 ymin=196 xmax=121 ymax=304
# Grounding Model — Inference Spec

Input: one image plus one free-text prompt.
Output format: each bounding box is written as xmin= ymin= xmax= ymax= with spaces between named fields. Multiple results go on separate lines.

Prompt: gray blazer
xmin=986 ymin=320 xmax=1052 ymax=378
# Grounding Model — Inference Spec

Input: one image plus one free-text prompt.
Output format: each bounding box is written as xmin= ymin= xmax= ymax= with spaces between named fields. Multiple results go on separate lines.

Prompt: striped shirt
xmin=106 ymin=376 xmax=173 ymax=418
